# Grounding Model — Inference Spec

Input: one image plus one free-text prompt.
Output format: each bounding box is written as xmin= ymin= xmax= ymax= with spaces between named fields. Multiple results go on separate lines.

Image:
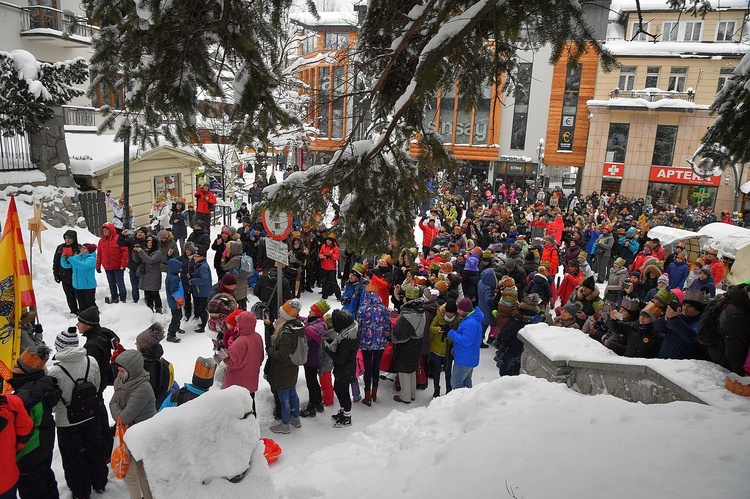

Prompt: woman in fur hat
xmin=133 ymin=235 xmax=164 ymax=313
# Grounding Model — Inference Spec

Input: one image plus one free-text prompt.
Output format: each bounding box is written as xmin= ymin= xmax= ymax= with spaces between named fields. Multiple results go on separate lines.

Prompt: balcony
xmin=20 ymin=6 xmax=98 ymax=47
xmin=609 ymin=88 xmax=695 ymax=103
xmin=63 ymin=106 xmax=97 ymax=131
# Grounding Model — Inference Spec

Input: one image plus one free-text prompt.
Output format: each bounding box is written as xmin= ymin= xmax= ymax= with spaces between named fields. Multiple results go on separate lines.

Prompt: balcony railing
xmin=63 ymin=106 xmax=97 ymax=129
xmin=20 ymin=6 xmax=97 ymax=41
xmin=0 ymin=126 xmax=34 ymax=172
xmin=609 ymin=89 xmax=695 ymax=103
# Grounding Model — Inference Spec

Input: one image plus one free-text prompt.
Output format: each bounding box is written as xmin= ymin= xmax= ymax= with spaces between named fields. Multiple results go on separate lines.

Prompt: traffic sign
xmin=265 ymin=238 xmax=289 ymax=266
xmin=261 ymin=210 xmax=293 ymax=241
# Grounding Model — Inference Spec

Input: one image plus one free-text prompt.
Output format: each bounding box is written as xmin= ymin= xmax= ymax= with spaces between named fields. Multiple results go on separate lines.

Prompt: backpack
xmin=58 ymin=357 xmax=100 ymax=424
xmin=289 ymin=333 xmax=309 ymax=367
xmin=231 ymin=254 xmax=254 ymax=275
xmin=696 ymin=293 xmax=730 ymax=346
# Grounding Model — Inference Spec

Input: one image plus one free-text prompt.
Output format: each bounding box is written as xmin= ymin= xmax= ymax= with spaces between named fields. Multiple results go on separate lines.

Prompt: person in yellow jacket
xmin=428 ymin=299 xmax=463 ymax=398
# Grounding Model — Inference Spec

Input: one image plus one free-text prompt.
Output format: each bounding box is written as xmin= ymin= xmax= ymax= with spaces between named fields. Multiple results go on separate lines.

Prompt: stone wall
xmin=520 ymin=335 xmax=708 ymax=405
xmin=28 ymin=106 xmax=77 ymax=188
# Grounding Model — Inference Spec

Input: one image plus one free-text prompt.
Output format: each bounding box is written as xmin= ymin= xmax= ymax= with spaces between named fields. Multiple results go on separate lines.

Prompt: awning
xmin=741 ymin=181 xmax=750 ymax=194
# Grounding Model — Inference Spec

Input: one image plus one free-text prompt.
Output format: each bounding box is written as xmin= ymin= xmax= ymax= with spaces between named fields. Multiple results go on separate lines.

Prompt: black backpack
xmin=696 ymin=293 xmax=730 ymax=347
xmin=58 ymin=357 xmax=100 ymax=424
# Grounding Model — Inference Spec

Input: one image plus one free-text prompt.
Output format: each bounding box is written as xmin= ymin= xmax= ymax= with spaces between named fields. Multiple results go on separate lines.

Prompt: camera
xmin=668 ymin=300 xmax=680 ymax=312
xmin=134 ymin=244 xmax=141 ymax=249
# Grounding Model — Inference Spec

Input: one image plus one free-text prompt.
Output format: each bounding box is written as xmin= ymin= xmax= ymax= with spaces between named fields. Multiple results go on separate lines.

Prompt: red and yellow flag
xmin=0 ymin=194 xmax=36 ymax=391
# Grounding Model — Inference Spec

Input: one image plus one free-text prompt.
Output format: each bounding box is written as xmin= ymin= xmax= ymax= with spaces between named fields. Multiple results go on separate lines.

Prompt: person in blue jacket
xmin=190 ymin=247 xmax=212 ymax=333
xmin=159 ymin=357 xmax=216 ymax=410
xmin=448 ymin=297 xmax=484 ymax=389
xmin=164 ymin=258 xmax=184 ymax=343
xmin=341 ymin=262 xmax=367 ymax=316
xmin=477 ymin=267 xmax=497 ymax=347
xmin=60 ymin=242 xmax=98 ymax=311
xmin=666 ymin=253 xmax=689 ymax=290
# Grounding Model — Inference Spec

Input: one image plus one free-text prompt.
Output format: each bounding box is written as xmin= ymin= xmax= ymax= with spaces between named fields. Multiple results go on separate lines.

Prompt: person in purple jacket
xmin=300 ymin=300 xmax=331 ymax=418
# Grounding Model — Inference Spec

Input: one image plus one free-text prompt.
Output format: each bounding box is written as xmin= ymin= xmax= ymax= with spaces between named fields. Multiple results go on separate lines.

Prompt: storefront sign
xmin=603 ymin=162 xmax=624 ymax=179
xmin=558 ymin=115 xmax=575 ymax=152
xmin=649 ymin=166 xmax=721 ymax=186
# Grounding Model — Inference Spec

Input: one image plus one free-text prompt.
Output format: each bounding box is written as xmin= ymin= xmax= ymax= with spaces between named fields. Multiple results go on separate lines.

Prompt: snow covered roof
xmin=290 ymin=11 xmax=359 ymax=29
xmin=587 ymin=97 xmax=711 ymax=111
xmin=610 ymin=0 xmax=750 ymax=17
xmin=604 ymin=40 xmax=750 ymax=57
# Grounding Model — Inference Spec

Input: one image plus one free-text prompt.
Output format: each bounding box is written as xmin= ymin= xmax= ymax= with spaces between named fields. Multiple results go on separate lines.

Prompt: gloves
xmin=341 ymin=298 xmax=350 ymax=306
xmin=35 ymin=324 xmax=43 ymax=335
xmin=96 ymin=267 xmax=102 ymax=273
xmin=68 ymin=326 xmax=77 ymax=334
xmin=55 ymin=278 xmax=61 ymax=283
xmin=214 ymin=348 xmax=229 ymax=363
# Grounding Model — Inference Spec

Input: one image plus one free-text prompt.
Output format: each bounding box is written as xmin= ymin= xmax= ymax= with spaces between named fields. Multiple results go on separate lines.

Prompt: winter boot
xmin=166 ymin=333 xmax=181 ymax=343
xmin=178 ymin=328 xmax=186 ymax=334
xmin=300 ymin=405 xmax=317 ymax=418
xmin=333 ymin=414 xmax=351 ymax=428
xmin=362 ymin=390 xmax=372 ymax=407
xmin=393 ymin=395 xmax=411 ymax=404
xmin=155 ymin=307 xmax=163 ymax=314
xmin=315 ymin=402 xmax=325 ymax=413
xmin=194 ymin=325 xmax=206 ymax=333
xmin=371 ymin=386 xmax=378 ymax=402
xmin=290 ymin=416 xmax=302 ymax=428
xmin=433 ymin=386 xmax=440 ymax=398
xmin=330 ymin=409 xmax=344 ymax=421
xmin=269 ymin=422 xmax=290 ymax=434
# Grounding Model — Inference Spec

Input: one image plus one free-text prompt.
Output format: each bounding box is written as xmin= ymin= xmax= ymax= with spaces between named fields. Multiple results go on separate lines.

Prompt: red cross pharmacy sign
xmin=603 ymin=162 xmax=624 ymax=179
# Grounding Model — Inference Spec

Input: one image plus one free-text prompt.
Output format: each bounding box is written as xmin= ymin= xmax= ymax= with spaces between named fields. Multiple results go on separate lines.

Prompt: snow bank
xmin=125 ymin=386 xmax=276 ymax=498
xmin=277 ymin=376 xmax=750 ymax=499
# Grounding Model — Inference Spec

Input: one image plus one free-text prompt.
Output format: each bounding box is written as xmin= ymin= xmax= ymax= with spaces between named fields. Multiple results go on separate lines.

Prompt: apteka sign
xmin=649 ymin=166 xmax=720 ymax=186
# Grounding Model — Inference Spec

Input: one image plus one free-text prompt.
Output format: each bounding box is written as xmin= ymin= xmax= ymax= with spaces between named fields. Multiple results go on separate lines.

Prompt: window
xmin=662 ymin=21 xmax=678 ymax=42
xmin=438 ymin=88 xmax=455 ymax=142
xmin=89 ymin=70 xmax=125 ymax=109
xmin=606 ymin=123 xmax=630 ymax=163
xmin=717 ymin=67 xmax=734 ymax=93
xmin=331 ymin=66 xmax=345 ymax=138
xmin=645 ymin=67 xmax=660 ymax=88
xmin=510 ymin=63 xmax=532 ymax=149
xmin=472 ymin=84 xmax=492 ymax=145
xmin=631 ymin=21 xmax=650 ymax=41
xmin=651 ymin=125 xmax=678 ymax=167
xmin=668 ymin=67 xmax=687 ymax=92
xmin=618 ymin=66 xmax=636 ymax=91
xmin=154 ymin=174 xmax=181 ymax=201
xmin=683 ymin=21 xmax=702 ymax=41
xmin=324 ymin=32 xmax=348 ymax=49
xmin=317 ymin=67 xmax=330 ymax=138
xmin=716 ymin=21 xmax=736 ymax=42
xmin=301 ymin=33 xmax=317 ymax=54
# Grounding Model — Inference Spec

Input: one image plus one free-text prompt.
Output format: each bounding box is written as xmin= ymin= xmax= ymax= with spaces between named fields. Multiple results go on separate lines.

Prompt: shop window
xmin=668 ymin=67 xmax=687 ymax=92
xmin=438 ymin=88 xmax=455 ymax=143
xmin=662 ymin=21 xmax=678 ymax=42
xmin=645 ymin=67 xmax=660 ymax=88
xmin=717 ymin=67 xmax=734 ymax=93
xmin=510 ymin=63 xmax=532 ymax=149
xmin=716 ymin=21 xmax=736 ymax=42
xmin=154 ymin=174 xmax=180 ymax=201
xmin=631 ymin=21 xmax=650 ymax=41
xmin=317 ymin=67 xmax=330 ymax=138
xmin=606 ymin=123 xmax=629 ymax=163
xmin=472 ymin=84 xmax=492 ymax=145
xmin=651 ymin=125 xmax=678 ymax=167
xmin=324 ymin=32 xmax=348 ymax=50
xmin=683 ymin=21 xmax=702 ymax=41
xmin=648 ymin=183 xmax=717 ymax=210
xmin=618 ymin=66 xmax=636 ymax=91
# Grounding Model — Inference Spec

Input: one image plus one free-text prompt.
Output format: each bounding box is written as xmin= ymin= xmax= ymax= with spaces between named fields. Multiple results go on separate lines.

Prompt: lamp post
xmin=535 ymin=138 xmax=545 ymax=192
xmin=122 ymin=117 xmax=131 ymax=230
xmin=688 ymin=143 xmax=740 ymax=212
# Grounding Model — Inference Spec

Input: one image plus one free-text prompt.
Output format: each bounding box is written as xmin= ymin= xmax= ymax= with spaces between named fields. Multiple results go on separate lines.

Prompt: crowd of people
xmin=3 ymin=173 xmax=750 ymax=499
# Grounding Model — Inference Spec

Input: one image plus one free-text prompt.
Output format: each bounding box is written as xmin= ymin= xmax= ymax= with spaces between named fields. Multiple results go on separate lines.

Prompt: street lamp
xmin=535 ymin=138 xmax=545 ymax=191
xmin=688 ymin=143 xmax=743 ymax=212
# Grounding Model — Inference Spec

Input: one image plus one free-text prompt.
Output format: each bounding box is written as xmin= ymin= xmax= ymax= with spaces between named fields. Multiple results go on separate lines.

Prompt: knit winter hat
xmin=17 ymin=345 xmax=51 ymax=373
xmin=675 ymin=252 xmax=686 ymax=261
xmin=158 ymin=229 xmax=169 ymax=239
xmin=640 ymin=307 xmax=657 ymax=323
xmin=77 ymin=306 xmax=100 ymax=326
xmin=225 ymin=308 xmax=243 ymax=328
xmin=192 ymin=357 xmax=217 ymax=390
xmin=444 ymin=300 xmax=458 ymax=314
xmin=136 ymin=323 xmax=165 ymax=350
xmin=207 ymin=294 xmax=238 ymax=316
xmin=614 ymin=257 xmax=626 ymax=267
xmin=581 ymin=276 xmax=596 ymax=291
xmin=55 ymin=328 xmax=79 ymax=351
xmin=434 ymin=281 xmax=448 ymax=293
xmin=310 ymin=299 xmax=330 ymax=318
xmin=331 ymin=309 xmax=354 ymax=332
xmin=184 ymin=241 xmax=197 ymax=254
xmin=630 ymin=270 xmax=641 ymax=280
xmin=404 ymin=285 xmax=421 ymax=300
xmin=220 ymin=273 xmax=238 ymax=286
xmin=351 ymin=262 xmax=365 ymax=277
xmin=653 ymin=288 xmax=676 ymax=307
xmin=562 ymin=302 xmax=582 ymax=318
xmin=657 ymin=273 xmax=670 ymax=286
xmin=699 ymin=267 xmax=712 ymax=277
xmin=279 ymin=298 xmax=301 ymax=321
xmin=81 ymin=243 xmax=97 ymax=254
xmin=457 ymin=297 xmax=473 ymax=313
xmin=481 ymin=251 xmax=492 ymax=260
xmin=500 ymin=276 xmax=516 ymax=289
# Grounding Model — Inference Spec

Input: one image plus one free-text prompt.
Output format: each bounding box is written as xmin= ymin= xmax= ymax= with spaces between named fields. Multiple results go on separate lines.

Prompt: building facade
xmin=581 ymin=1 xmax=750 ymax=213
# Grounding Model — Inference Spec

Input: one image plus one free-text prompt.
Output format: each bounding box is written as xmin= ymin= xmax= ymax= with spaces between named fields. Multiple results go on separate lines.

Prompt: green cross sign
xmin=692 ymin=187 xmax=711 ymax=204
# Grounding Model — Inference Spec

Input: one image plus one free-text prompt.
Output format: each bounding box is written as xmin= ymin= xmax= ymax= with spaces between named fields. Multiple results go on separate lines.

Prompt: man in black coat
xmin=118 ymin=226 xmax=148 ymax=304
xmin=501 ymin=258 xmax=527 ymax=299
xmin=187 ymin=220 xmax=211 ymax=253
xmin=253 ymin=266 xmax=292 ymax=321
xmin=714 ymin=284 xmax=750 ymax=376
xmin=53 ymin=230 xmax=81 ymax=315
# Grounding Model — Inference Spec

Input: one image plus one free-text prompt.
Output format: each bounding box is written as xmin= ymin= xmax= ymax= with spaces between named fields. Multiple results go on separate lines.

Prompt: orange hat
xmin=435 ymin=281 xmax=448 ymax=293
xmin=413 ymin=276 xmax=428 ymax=286
xmin=440 ymin=262 xmax=453 ymax=274
xmin=279 ymin=299 xmax=301 ymax=321
xmin=16 ymin=346 xmax=51 ymax=373
xmin=472 ymin=246 xmax=484 ymax=257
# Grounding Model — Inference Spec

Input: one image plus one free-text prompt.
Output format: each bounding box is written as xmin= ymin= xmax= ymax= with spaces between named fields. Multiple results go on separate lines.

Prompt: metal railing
xmin=609 ymin=89 xmax=695 ymax=102
xmin=63 ymin=106 xmax=97 ymax=128
xmin=20 ymin=6 xmax=97 ymax=40
xmin=0 ymin=128 xmax=34 ymax=172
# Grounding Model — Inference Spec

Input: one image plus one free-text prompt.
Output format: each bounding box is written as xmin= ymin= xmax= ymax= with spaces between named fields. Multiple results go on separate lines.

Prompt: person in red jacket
xmin=0 ymin=393 xmax=34 ymax=498
xmin=705 ymin=248 xmax=725 ymax=285
xmin=96 ymin=222 xmax=129 ymax=304
xmin=318 ymin=234 xmax=342 ymax=300
xmin=541 ymin=236 xmax=560 ymax=303
xmin=418 ymin=216 xmax=440 ymax=258
xmin=194 ymin=183 xmax=217 ymax=233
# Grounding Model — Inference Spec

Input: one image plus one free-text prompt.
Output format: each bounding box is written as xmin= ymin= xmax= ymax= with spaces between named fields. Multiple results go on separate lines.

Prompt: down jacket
xmin=96 ymin=222 xmax=128 ymax=271
xmin=302 ymin=315 xmax=330 ymax=368
xmin=222 ymin=311 xmax=264 ymax=393
xmin=110 ymin=350 xmax=157 ymax=426
xmin=448 ymin=308 xmax=485 ymax=368
xmin=47 ymin=347 xmax=101 ymax=427
xmin=60 ymin=251 xmax=97 ymax=290
xmin=265 ymin=318 xmax=305 ymax=391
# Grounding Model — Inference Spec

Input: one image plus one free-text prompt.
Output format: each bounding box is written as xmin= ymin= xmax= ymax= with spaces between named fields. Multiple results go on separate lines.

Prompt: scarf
xmin=113 ymin=370 xmax=150 ymax=405
xmin=327 ymin=322 xmax=358 ymax=353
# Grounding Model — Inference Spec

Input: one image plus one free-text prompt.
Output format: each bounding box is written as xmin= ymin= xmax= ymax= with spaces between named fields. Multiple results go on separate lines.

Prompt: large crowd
xmin=2 ymin=175 xmax=750 ymax=499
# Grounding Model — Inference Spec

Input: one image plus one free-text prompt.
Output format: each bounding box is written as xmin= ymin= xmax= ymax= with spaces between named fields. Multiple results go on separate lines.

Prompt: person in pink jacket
xmin=221 ymin=311 xmax=264 ymax=415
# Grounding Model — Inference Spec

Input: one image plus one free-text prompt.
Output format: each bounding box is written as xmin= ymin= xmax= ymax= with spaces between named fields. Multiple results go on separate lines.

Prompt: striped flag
xmin=0 ymin=194 xmax=36 ymax=391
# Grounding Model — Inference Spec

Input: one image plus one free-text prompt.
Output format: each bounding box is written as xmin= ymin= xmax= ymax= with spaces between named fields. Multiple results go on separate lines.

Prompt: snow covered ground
xmin=2 ymin=183 xmax=749 ymax=498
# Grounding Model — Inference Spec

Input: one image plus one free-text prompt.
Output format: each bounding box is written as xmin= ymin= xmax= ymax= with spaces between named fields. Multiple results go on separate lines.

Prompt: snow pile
xmin=277 ymin=376 xmax=750 ymax=499
xmin=10 ymin=49 xmax=52 ymax=100
xmin=125 ymin=386 xmax=276 ymax=497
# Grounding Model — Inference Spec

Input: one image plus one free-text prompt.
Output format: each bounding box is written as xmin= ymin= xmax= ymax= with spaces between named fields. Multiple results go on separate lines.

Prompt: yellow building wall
xmin=624 ymin=10 xmax=745 ymax=45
